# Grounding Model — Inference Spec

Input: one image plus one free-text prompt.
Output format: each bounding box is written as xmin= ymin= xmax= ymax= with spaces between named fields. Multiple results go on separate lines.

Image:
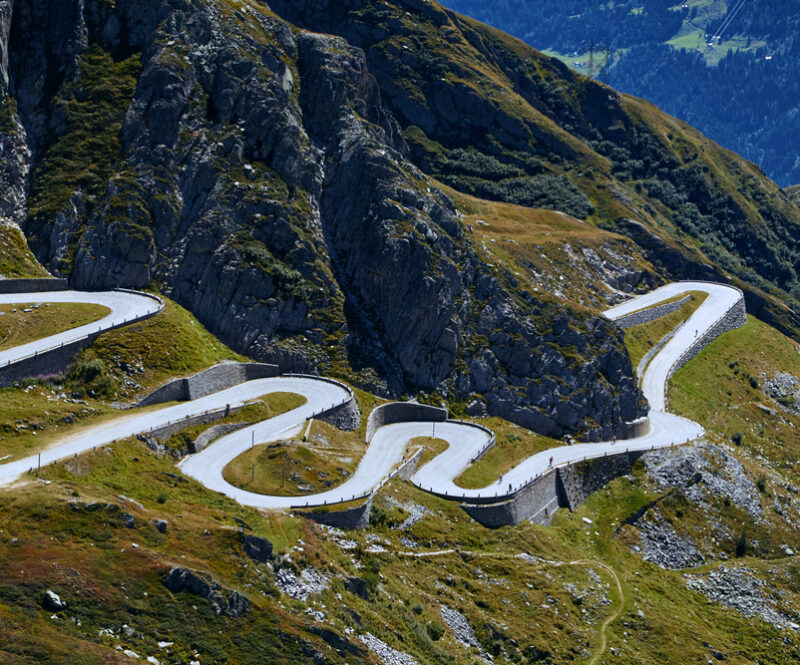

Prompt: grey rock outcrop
xmin=344 ymin=576 xmax=370 ymax=600
xmin=685 ymin=565 xmax=800 ymax=630
xmin=634 ymin=507 xmax=704 ymax=570
xmin=42 ymin=589 xmax=66 ymax=612
xmin=644 ymin=444 xmax=762 ymax=519
xmin=163 ymin=566 xmax=250 ymax=617
xmin=240 ymin=532 xmax=273 ymax=563
xmin=0 ymin=0 xmax=645 ymax=440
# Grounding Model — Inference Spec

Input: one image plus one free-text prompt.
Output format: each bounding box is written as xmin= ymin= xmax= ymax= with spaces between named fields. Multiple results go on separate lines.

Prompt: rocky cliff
xmin=0 ymin=0 xmax=646 ymax=439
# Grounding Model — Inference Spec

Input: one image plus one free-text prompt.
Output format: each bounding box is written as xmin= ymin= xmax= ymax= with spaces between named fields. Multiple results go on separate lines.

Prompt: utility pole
xmin=37 ymin=453 xmax=41 ymax=477
xmin=601 ymin=40 xmax=612 ymax=84
xmin=588 ymin=38 xmax=596 ymax=78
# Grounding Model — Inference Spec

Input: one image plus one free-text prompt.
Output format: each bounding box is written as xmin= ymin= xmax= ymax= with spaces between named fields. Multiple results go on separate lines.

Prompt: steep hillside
xmin=272 ymin=0 xmax=800 ymax=340
xmin=2 ymin=0 xmax=800 ymax=438
xmin=442 ymin=0 xmax=800 ymax=188
xmin=3 ymin=308 xmax=800 ymax=665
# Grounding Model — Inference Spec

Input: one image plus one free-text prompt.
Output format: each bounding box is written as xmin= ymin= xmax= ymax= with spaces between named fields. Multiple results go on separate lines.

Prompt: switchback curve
xmin=0 ymin=281 xmax=744 ymax=512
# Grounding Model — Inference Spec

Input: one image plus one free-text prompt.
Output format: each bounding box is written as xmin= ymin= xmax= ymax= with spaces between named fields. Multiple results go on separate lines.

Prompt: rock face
xmin=644 ymin=444 xmax=762 ymax=519
xmin=163 ymin=566 xmax=250 ymax=617
xmin=685 ymin=565 xmax=800 ymax=631
xmin=0 ymin=0 xmax=646 ymax=439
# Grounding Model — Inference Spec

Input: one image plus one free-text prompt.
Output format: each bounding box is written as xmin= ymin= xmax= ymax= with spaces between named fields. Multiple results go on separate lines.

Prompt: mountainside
xmin=442 ymin=0 xmax=800 ymax=188
xmin=1 ymin=0 xmax=800 ymax=439
xmin=0 ymin=0 xmax=650 ymax=441
xmin=5 ymin=3 xmax=800 ymax=665
xmin=271 ymin=0 xmax=800 ymax=335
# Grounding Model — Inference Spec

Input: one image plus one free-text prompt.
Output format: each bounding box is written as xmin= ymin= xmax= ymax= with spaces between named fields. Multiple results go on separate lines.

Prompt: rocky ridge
xmin=0 ymin=0 xmax=645 ymax=439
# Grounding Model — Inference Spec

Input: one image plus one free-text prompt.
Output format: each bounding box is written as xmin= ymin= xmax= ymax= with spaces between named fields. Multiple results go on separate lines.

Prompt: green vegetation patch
xmin=455 ymin=417 xmax=557 ymax=489
xmin=0 ymin=302 xmax=109 ymax=352
xmin=0 ymin=226 xmax=49 ymax=278
xmin=25 ymin=46 xmax=141 ymax=269
xmin=222 ymin=418 xmax=363 ymax=497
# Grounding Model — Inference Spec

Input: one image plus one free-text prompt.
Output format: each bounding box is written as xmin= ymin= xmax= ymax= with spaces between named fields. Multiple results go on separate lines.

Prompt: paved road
xmin=402 ymin=281 xmax=740 ymax=499
xmin=0 ymin=376 xmax=350 ymax=488
xmin=176 ymin=281 xmax=735 ymax=506
xmin=0 ymin=281 xmax=742 ymax=508
xmin=603 ymin=281 xmax=742 ymax=411
xmin=0 ymin=290 xmax=161 ymax=368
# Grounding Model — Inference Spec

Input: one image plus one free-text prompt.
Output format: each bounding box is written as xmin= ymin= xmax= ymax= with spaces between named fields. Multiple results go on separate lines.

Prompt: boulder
xmin=163 ymin=567 xmax=250 ymax=617
xmin=344 ymin=576 xmax=370 ymax=600
xmin=43 ymin=590 xmax=65 ymax=612
xmin=240 ymin=532 xmax=273 ymax=563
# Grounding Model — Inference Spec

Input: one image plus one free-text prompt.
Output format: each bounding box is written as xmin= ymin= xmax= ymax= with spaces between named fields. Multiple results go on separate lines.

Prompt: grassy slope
xmin=441 ymin=183 xmax=660 ymax=310
xmin=3 ymin=309 xmax=800 ymax=664
xmin=455 ymin=417 xmax=558 ymax=489
xmin=68 ymin=296 xmax=246 ymax=402
xmin=221 ymin=410 xmax=381 ymax=498
xmin=0 ymin=302 xmax=109 ymax=351
xmin=0 ymin=225 xmax=50 ymax=278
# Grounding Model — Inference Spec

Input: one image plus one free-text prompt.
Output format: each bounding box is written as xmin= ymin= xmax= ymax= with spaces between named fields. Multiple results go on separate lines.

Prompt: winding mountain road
xmin=0 ymin=289 xmax=161 ymax=368
xmin=0 ymin=281 xmax=743 ymax=510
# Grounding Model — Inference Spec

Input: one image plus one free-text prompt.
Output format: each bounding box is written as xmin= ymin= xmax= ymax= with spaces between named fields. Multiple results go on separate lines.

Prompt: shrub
xmin=731 ymin=432 xmax=743 ymax=446
xmin=426 ymin=621 xmax=444 ymax=641
xmin=735 ymin=531 xmax=748 ymax=557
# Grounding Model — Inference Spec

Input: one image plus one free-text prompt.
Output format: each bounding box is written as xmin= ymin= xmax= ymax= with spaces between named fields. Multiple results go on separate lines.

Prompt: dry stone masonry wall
xmin=0 ymin=278 xmax=68 ymax=293
xmin=139 ymin=362 xmax=280 ymax=406
xmin=365 ymin=403 xmax=448 ymax=442
xmin=615 ymin=295 xmax=691 ymax=329
xmin=668 ymin=292 xmax=747 ymax=379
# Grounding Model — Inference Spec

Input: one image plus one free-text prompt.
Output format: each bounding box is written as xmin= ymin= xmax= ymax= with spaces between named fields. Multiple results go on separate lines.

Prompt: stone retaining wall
xmin=667 ymin=294 xmax=747 ymax=380
xmin=462 ymin=469 xmax=563 ymax=528
xmin=461 ymin=450 xmax=645 ymax=527
xmin=298 ymin=496 xmax=374 ymax=530
xmin=144 ymin=405 xmax=245 ymax=442
xmin=139 ymin=362 xmax=280 ymax=406
xmin=615 ymin=294 xmax=691 ymax=329
xmin=0 ymin=340 xmax=94 ymax=386
xmin=191 ymin=423 xmax=251 ymax=454
xmin=621 ymin=416 xmax=650 ymax=439
xmin=557 ymin=451 xmax=644 ymax=510
xmin=317 ymin=399 xmax=361 ymax=432
xmin=282 ymin=373 xmax=359 ymax=431
xmin=365 ymin=402 xmax=448 ymax=442
xmin=0 ymin=278 xmax=69 ymax=293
